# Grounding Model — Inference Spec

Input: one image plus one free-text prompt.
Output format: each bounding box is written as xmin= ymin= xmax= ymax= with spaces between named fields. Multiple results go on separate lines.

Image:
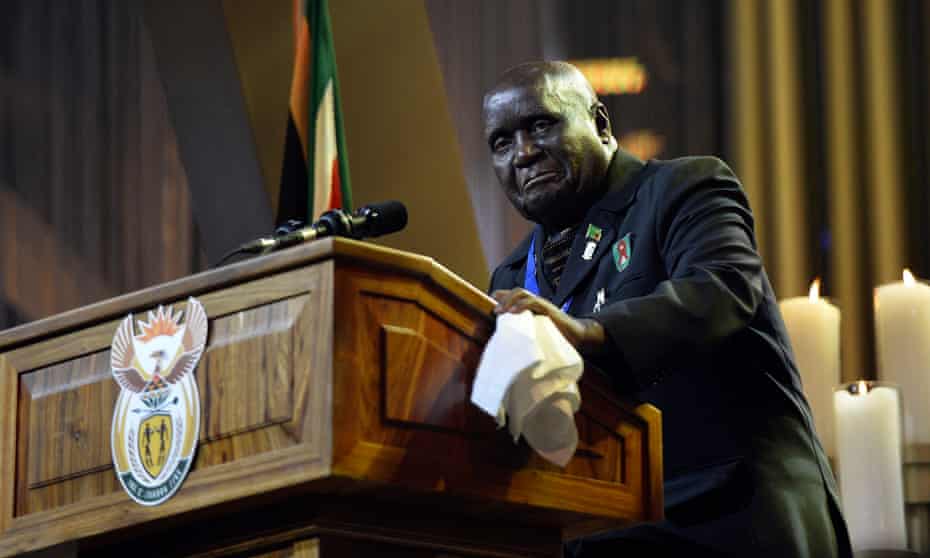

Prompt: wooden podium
xmin=0 ymin=239 xmax=661 ymax=557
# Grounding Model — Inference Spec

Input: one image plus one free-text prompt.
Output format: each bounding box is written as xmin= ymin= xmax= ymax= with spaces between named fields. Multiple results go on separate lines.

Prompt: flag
xmin=277 ymin=0 xmax=352 ymax=225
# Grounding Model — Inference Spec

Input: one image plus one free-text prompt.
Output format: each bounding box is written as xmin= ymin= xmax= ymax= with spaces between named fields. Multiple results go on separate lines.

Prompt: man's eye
xmin=492 ymin=138 xmax=512 ymax=153
xmin=532 ymin=120 xmax=553 ymax=133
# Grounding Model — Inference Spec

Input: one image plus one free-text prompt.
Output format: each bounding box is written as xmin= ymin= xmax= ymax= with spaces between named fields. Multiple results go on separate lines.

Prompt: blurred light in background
xmin=566 ymin=58 xmax=647 ymax=96
xmin=618 ymin=129 xmax=665 ymax=161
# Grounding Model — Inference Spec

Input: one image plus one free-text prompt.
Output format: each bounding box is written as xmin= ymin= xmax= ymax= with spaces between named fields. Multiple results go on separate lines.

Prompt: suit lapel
xmin=552 ymin=150 xmax=647 ymax=309
xmin=531 ymin=225 xmax=556 ymax=300
xmin=553 ymin=216 xmax=616 ymax=308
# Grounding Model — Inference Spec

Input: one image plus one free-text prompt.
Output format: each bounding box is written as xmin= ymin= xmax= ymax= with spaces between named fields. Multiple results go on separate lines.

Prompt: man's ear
xmin=593 ymin=102 xmax=613 ymax=144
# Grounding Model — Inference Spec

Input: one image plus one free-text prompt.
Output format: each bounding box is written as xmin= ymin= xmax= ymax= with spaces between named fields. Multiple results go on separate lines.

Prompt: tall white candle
xmin=834 ymin=381 xmax=907 ymax=550
xmin=779 ymin=279 xmax=840 ymax=457
xmin=875 ymin=270 xmax=930 ymax=447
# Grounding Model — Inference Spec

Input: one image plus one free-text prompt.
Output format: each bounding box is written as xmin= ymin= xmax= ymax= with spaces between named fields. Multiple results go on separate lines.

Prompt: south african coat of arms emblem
xmin=109 ymin=297 xmax=207 ymax=506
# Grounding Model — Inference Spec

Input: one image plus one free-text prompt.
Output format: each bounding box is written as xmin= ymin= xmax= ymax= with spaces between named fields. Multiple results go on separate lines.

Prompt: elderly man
xmin=485 ymin=61 xmax=851 ymax=557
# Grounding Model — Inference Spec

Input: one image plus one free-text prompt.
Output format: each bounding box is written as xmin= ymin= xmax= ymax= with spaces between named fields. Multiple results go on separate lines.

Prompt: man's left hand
xmin=491 ymin=288 xmax=607 ymax=356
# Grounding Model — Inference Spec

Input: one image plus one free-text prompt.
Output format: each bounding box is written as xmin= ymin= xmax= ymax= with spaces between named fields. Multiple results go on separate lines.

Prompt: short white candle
xmin=780 ymin=279 xmax=840 ymax=457
xmin=834 ymin=381 xmax=907 ymax=550
xmin=875 ymin=269 xmax=930 ymax=447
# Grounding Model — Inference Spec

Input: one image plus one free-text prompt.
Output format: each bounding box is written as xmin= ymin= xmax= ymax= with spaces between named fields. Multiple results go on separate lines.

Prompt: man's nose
xmin=513 ymin=131 xmax=541 ymax=167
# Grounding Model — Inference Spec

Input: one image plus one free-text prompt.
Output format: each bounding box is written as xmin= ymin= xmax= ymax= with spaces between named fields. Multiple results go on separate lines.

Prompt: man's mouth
xmin=523 ymin=171 xmax=562 ymax=190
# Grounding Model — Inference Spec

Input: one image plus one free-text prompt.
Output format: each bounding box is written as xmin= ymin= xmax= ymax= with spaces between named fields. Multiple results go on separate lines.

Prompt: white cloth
xmin=470 ymin=312 xmax=583 ymax=466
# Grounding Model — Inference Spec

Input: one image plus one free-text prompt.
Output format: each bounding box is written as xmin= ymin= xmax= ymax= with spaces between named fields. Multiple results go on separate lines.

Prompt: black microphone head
xmin=354 ymin=200 xmax=408 ymax=238
xmin=274 ymin=219 xmax=305 ymax=237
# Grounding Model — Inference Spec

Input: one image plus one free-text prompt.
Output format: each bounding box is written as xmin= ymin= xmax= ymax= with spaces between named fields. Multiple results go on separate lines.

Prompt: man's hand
xmin=491 ymin=288 xmax=607 ymax=356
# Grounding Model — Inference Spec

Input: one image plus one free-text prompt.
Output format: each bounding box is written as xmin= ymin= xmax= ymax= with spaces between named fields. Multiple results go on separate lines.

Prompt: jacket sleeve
xmin=488 ymin=234 xmax=533 ymax=294
xmin=488 ymin=265 xmax=502 ymax=294
xmin=488 ymin=261 xmax=520 ymax=293
xmin=588 ymin=158 xmax=766 ymax=390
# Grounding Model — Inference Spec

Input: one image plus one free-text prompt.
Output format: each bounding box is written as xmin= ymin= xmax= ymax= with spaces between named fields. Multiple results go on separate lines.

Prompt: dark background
xmin=1 ymin=0 xmax=929 ymax=388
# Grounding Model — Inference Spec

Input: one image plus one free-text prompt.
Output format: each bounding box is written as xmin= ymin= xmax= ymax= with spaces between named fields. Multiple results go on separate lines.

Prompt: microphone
xmin=235 ymin=200 xmax=408 ymax=255
xmin=274 ymin=219 xmax=305 ymax=237
xmin=343 ymin=199 xmax=409 ymax=239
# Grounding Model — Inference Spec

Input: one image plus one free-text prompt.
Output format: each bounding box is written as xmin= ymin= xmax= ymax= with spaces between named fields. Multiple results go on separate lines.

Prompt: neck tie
xmin=542 ymin=226 xmax=576 ymax=290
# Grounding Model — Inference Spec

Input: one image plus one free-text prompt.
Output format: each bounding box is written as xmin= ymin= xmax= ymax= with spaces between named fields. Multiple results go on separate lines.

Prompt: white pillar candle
xmin=834 ymin=381 xmax=907 ymax=550
xmin=875 ymin=270 xmax=930 ymax=447
xmin=780 ymin=279 xmax=840 ymax=457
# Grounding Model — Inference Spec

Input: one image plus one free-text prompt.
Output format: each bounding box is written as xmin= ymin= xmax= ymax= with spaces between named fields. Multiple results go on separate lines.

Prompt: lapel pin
xmin=582 ymin=241 xmax=596 ymax=260
xmin=582 ymin=224 xmax=603 ymax=261
xmin=613 ymin=232 xmax=632 ymax=272
xmin=593 ymin=288 xmax=606 ymax=313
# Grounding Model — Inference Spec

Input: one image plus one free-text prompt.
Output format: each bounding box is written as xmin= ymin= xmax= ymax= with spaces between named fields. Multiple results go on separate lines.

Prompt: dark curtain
xmin=0 ymin=0 xmax=203 ymax=331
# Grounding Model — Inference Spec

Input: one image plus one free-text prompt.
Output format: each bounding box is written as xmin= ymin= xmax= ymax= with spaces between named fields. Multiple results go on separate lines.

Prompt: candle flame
xmin=904 ymin=269 xmax=916 ymax=286
xmin=808 ymin=278 xmax=821 ymax=302
xmin=856 ymin=380 xmax=869 ymax=395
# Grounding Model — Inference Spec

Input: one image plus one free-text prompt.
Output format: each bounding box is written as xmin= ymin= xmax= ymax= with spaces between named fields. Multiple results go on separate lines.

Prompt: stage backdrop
xmin=4 ymin=0 xmax=929 ymax=386
xmin=0 ymin=0 xmax=490 ymax=331
xmin=0 ymin=0 xmax=202 ymax=331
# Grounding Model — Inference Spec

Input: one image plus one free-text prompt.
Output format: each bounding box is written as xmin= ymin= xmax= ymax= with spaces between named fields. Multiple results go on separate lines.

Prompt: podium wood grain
xmin=0 ymin=239 xmax=661 ymax=557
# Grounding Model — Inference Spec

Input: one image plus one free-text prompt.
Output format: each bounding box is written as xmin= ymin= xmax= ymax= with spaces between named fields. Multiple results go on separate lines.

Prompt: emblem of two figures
xmin=140 ymin=415 xmax=171 ymax=476
xmin=109 ymin=297 xmax=207 ymax=506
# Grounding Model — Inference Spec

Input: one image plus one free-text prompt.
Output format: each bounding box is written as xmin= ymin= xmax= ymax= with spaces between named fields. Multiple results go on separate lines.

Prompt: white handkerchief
xmin=471 ymin=312 xmax=584 ymax=467
xmin=505 ymin=316 xmax=583 ymax=466
xmin=471 ymin=311 xmax=543 ymax=417
xmin=521 ymin=390 xmax=580 ymax=466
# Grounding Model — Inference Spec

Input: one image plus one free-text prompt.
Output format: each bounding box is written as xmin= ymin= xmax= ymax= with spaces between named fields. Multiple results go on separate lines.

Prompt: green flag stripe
xmin=305 ymin=0 xmax=352 ymax=217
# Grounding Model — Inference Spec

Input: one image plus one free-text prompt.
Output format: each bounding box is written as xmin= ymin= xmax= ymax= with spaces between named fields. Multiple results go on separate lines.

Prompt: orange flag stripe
xmin=289 ymin=0 xmax=310 ymax=155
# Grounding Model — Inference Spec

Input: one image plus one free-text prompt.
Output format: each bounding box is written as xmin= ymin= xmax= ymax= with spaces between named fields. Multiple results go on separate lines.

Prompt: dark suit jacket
xmin=490 ymin=150 xmax=852 ymax=557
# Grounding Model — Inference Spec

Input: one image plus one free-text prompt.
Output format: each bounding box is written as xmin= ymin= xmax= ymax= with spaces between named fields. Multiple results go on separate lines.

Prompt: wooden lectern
xmin=0 ymin=239 xmax=661 ymax=557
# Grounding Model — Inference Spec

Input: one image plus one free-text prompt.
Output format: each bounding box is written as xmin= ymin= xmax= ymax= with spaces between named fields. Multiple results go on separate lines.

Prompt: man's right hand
xmin=491 ymin=288 xmax=607 ymax=357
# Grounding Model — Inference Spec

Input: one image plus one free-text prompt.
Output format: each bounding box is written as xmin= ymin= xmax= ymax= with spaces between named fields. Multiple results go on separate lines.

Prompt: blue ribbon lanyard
xmin=524 ymin=236 xmax=572 ymax=313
